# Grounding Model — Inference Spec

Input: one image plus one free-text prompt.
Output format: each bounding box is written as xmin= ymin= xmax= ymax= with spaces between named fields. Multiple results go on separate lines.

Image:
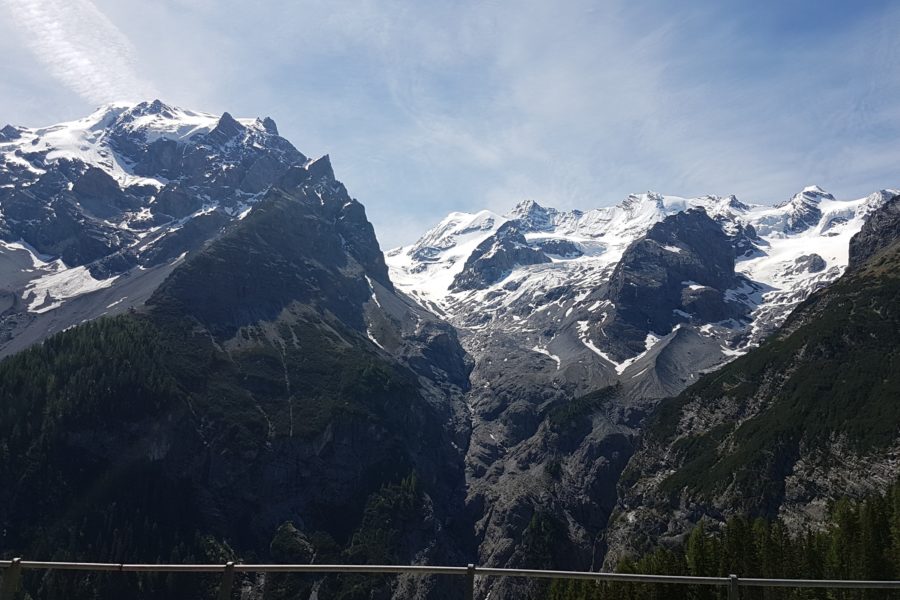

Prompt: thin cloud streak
xmin=1 ymin=0 xmax=898 ymax=248
xmin=2 ymin=0 xmax=156 ymax=104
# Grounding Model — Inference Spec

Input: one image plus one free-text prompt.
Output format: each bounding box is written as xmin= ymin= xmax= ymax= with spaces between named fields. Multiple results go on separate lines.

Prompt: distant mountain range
xmin=384 ymin=181 xmax=898 ymax=597
xmin=0 ymin=101 xmax=898 ymax=600
xmin=388 ymin=185 xmax=893 ymax=370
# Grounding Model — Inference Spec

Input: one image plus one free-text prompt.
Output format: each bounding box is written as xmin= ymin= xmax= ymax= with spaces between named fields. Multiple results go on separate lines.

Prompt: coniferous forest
xmin=548 ymin=479 xmax=900 ymax=600
xmin=1 ymin=27 xmax=899 ymax=599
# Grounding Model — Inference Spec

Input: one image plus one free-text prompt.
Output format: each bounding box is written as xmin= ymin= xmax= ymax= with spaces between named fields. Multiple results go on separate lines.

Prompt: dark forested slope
xmin=0 ymin=158 xmax=472 ymax=600
xmin=606 ymin=194 xmax=900 ymax=565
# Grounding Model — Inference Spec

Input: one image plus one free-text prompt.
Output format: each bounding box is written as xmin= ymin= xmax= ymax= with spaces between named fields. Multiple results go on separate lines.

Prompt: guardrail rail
xmin=3 ymin=558 xmax=900 ymax=599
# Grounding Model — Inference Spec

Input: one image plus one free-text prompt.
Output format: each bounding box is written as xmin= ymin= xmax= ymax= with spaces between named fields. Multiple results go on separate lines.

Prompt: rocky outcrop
xmin=789 ymin=253 xmax=827 ymax=274
xmin=849 ymin=193 xmax=900 ymax=268
xmin=531 ymin=238 xmax=583 ymax=258
xmin=602 ymin=209 xmax=745 ymax=359
xmin=450 ymin=222 xmax=551 ymax=291
xmin=0 ymin=124 xmax=21 ymax=141
xmin=604 ymin=194 xmax=900 ymax=567
xmin=506 ymin=199 xmax=566 ymax=231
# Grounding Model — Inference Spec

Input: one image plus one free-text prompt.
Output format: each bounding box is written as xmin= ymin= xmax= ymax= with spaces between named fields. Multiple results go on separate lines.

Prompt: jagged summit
xmin=388 ymin=185 xmax=895 ymax=373
xmin=0 ymin=124 xmax=21 ymax=141
xmin=622 ymin=190 xmax=665 ymax=207
xmin=207 ymin=111 xmax=245 ymax=143
xmin=1 ymin=100 xmax=290 ymax=185
xmin=507 ymin=198 xmax=545 ymax=215
xmin=0 ymin=101 xmax=327 ymax=357
xmin=261 ymin=116 xmax=278 ymax=135
xmin=802 ymin=184 xmax=830 ymax=195
xmin=505 ymin=198 xmax=559 ymax=231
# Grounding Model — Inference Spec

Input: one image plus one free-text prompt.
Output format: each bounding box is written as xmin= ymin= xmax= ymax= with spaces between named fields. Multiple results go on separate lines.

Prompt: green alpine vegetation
xmin=0 ymin=311 xmax=435 ymax=598
xmin=0 ymin=169 xmax=469 ymax=599
xmin=551 ymin=478 xmax=900 ymax=600
xmin=265 ymin=473 xmax=434 ymax=600
xmin=643 ymin=198 xmax=900 ymax=514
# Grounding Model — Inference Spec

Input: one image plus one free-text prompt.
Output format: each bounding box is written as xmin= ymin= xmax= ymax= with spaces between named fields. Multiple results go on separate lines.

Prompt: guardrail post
xmin=0 ymin=558 xmax=22 ymax=600
xmin=217 ymin=561 xmax=235 ymax=600
xmin=464 ymin=563 xmax=475 ymax=600
xmin=728 ymin=574 xmax=739 ymax=600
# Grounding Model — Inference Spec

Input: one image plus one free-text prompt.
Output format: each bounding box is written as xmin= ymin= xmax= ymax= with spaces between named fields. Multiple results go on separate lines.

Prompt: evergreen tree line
xmin=549 ymin=479 xmax=900 ymax=600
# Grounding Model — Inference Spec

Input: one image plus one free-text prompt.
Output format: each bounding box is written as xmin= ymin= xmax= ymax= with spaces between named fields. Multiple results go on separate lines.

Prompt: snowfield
xmin=387 ymin=186 xmax=898 ymax=375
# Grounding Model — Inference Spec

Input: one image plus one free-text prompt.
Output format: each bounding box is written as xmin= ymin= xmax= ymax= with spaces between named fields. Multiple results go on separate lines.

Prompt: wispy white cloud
xmin=1 ymin=0 xmax=156 ymax=104
xmin=2 ymin=0 xmax=898 ymax=249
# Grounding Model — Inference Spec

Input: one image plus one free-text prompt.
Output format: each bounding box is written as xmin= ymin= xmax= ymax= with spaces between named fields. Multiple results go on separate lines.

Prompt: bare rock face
xmin=531 ymin=237 xmax=583 ymax=257
xmin=450 ymin=222 xmax=551 ymax=291
xmin=604 ymin=194 xmax=900 ymax=568
xmin=71 ymin=166 xmax=138 ymax=218
xmin=603 ymin=209 xmax=745 ymax=360
xmin=849 ymin=193 xmax=900 ymax=268
xmin=788 ymin=253 xmax=827 ymax=274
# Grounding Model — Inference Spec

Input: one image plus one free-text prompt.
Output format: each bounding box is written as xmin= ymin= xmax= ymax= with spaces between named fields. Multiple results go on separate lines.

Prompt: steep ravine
xmin=455 ymin=210 xmax=760 ymax=598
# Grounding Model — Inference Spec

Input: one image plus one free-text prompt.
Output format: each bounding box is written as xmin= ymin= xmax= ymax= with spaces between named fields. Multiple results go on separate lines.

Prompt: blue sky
xmin=1 ymin=0 xmax=898 ymax=248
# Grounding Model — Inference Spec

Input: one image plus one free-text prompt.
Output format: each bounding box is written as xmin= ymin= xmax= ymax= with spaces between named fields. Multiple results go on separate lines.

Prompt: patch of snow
xmin=531 ymin=345 xmax=561 ymax=370
xmin=366 ymin=327 xmax=385 ymax=350
xmin=25 ymin=264 xmax=119 ymax=314
xmin=0 ymin=239 xmax=54 ymax=269
xmin=365 ymin=275 xmax=383 ymax=308
xmin=720 ymin=345 xmax=746 ymax=358
xmin=106 ymin=297 xmax=128 ymax=309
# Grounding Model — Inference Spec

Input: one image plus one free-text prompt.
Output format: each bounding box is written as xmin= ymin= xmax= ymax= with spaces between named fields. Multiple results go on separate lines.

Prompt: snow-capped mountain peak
xmin=767 ymin=184 xmax=833 ymax=233
xmin=1 ymin=100 xmax=285 ymax=189
xmin=387 ymin=186 xmax=898 ymax=394
xmin=621 ymin=190 xmax=664 ymax=209
xmin=0 ymin=101 xmax=316 ymax=356
xmin=505 ymin=199 xmax=563 ymax=231
xmin=800 ymin=184 xmax=831 ymax=196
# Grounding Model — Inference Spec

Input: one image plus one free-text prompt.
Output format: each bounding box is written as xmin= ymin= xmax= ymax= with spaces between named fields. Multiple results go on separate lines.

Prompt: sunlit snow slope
xmin=387 ymin=186 xmax=897 ymax=391
xmin=0 ymin=100 xmax=314 ymax=357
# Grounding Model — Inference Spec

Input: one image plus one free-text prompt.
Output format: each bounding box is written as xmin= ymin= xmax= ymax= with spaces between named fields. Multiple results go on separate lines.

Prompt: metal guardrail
xmin=3 ymin=558 xmax=900 ymax=599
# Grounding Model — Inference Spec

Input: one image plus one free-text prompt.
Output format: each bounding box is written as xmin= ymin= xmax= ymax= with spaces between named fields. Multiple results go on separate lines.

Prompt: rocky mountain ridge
xmin=603 ymin=193 xmax=900 ymax=567
xmin=0 ymin=102 xmax=473 ymax=600
xmin=386 ymin=184 xmax=897 ymax=597
xmin=0 ymin=100 xmax=316 ymax=358
xmin=2 ymin=102 xmax=899 ymax=600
